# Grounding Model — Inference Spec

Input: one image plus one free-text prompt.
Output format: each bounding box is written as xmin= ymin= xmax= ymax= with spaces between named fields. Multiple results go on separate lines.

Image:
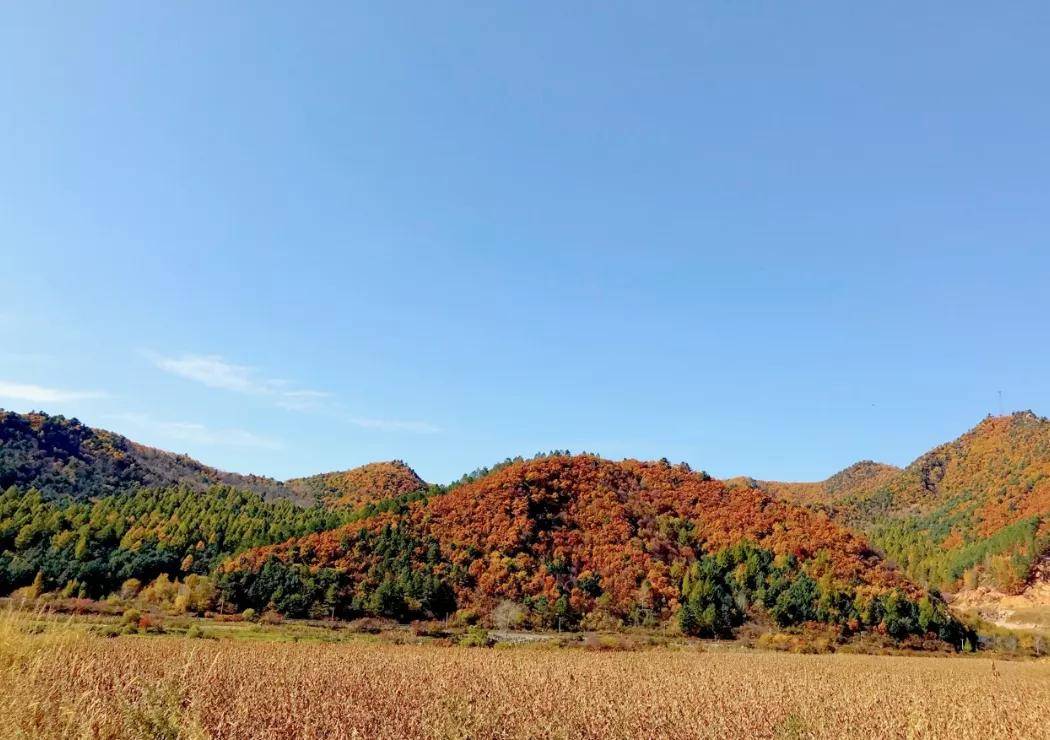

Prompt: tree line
xmin=0 ymin=484 xmax=348 ymax=598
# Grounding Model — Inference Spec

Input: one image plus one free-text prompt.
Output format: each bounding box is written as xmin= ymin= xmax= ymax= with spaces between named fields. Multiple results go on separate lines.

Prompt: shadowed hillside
xmin=0 ymin=410 xmax=302 ymax=503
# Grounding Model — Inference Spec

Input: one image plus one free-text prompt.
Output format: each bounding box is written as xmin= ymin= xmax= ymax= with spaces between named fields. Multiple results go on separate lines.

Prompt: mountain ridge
xmin=285 ymin=460 xmax=427 ymax=510
xmin=0 ymin=409 xmax=302 ymax=503
xmin=0 ymin=409 xmax=430 ymax=508
xmin=750 ymin=412 xmax=1050 ymax=594
xmin=0 ymin=408 xmax=974 ymax=643
xmin=5 ymin=406 xmax=1048 ymax=603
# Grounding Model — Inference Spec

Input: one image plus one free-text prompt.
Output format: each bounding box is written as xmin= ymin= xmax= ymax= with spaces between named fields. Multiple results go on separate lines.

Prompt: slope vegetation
xmin=0 ymin=484 xmax=349 ymax=598
xmin=731 ymin=461 xmax=900 ymax=508
xmin=285 ymin=461 xmax=426 ymax=509
xmin=0 ymin=410 xmax=299 ymax=503
xmin=222 ymin=456 xmax=965 ymax=643
xmin=755 ymin=413 xmax=1050 ymax=594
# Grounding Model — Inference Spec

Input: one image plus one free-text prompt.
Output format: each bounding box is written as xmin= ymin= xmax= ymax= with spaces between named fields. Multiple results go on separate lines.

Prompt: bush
xmin=459 ymin=625 xmax=493 ymax=648
xmin=452 ymin=608 xmax=480 ymax=627
xmin=491 ymin=600 xmax=526 ymax=630
xmin=579 ymin=610 xmax=623 ymax=632
xmin=259 ymin=610 xmax=284 ymax=625
xmin=346 ymin=617 xmax=390 ymax=634
xmin=410 ymin=620 xmax=450 ymax=638
xmin=120 ymin=578 xmax=142 ymax=600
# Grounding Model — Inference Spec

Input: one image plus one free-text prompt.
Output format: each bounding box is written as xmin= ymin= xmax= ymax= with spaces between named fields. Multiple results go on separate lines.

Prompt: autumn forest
xmin=3 ymin=407 xmax=1049 ymax=655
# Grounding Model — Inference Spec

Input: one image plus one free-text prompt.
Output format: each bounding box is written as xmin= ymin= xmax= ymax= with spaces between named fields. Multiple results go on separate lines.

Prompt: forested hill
xmin=284 ymin=461 xmax=427 ymax=509
xmin=0 ymin=484 xmax=350 ymax=599
xmin=730 ymin=461 xmax=901 ymax=508
xmin=0 ymin=410 xmax=436 ymax=509
xmin=751 ymin=412 xmax=1050 ymax=594
xmin=0 ymin=410 xmax=302 ymax=503
xmin=0 ymin=410 xmax=970 ymax=645
xmin=220 ymin=455 xmax=968 ymax=645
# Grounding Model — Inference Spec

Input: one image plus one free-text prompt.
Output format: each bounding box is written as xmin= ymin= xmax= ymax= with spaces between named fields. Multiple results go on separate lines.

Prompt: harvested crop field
xmin=2 ymin=621 xmax=1049 ymax=739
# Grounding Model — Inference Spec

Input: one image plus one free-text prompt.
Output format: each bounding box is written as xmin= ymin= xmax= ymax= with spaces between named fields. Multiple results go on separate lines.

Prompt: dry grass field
xmin=2 ymin=613 xmax=1049 ymax=739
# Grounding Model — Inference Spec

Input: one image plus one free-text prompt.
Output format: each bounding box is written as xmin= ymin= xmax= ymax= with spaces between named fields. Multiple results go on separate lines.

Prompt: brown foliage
xmin=754 ymin=412 xmax=1050 ymax=593
xmin=285 ymin=461 xmax=426 ymax=509
xmin=227 ymin=455 xmax=914 ymax=621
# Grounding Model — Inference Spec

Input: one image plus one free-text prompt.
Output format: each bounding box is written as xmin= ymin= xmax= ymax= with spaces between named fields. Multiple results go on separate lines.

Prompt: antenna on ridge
xmin=998 ymin=390 xmax=1004 ymax=416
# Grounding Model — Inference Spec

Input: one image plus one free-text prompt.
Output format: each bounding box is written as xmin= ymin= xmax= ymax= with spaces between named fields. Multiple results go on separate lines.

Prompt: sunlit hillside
xmin=753 ymin=412 xmax=1050 ymax=594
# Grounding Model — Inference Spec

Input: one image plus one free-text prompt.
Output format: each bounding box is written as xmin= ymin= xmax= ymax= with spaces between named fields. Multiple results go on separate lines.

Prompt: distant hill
xmin=220 ymin=455 xmax=965 ymax=643
xmin=0 ymin=410 xmax=303 ymax=503
xmin=731 ymin=461 xmax=901 ymax=508
xmin=753 ymin=413 xmax=1050 ymax=594
xmin=0 ymin=410 xmax=968 ymax=643
xmin=285 ymin=461 xmax=427 ymax=509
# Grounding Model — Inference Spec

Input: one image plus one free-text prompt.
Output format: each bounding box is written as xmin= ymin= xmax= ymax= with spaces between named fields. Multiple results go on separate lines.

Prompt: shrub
xmin=346 ymin=617 xmax=390 ymax=634
xmin=579 ymin=610 xmax=624 ymax=632
xmin=120 ymin=578 xmax=142 ymax=600
xmin=411 ymin=620 xmax=449 ymax=638
xmin=186 ymin=625 xmax=205 ymax=640
xmin=452 ymin=608 xmax=480 ymax=627
xmin=259 ymin=610 xmax=283 ymax=625
xmin=491 ymin=600 xmax=526 ymax=630
xmin=459 ymin=625 xmax=493 ymax=648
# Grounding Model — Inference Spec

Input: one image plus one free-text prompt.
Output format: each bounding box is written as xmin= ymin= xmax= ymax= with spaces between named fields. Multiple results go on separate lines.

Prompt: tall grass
xmin=0 ymin=610 xmax=207 ymax=739
xmin=0 ymin=609 xmax=1047 ymax=739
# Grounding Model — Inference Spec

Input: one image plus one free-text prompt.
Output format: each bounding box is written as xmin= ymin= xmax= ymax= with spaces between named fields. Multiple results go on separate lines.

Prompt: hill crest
xmin=0 ymin=410 xmax=433 ymax=508
xmin=755 ymin=412 xmax=1050 ymax=594
xmin=0 ymin=409 xmax=300 ymax=503
xmin=284 ymin=460 xmax=427 ymax=509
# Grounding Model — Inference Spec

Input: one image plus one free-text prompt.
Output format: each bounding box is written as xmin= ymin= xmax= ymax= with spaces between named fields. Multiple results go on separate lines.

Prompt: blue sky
xmin=2 ymin=2 xmax=1048 ymax=484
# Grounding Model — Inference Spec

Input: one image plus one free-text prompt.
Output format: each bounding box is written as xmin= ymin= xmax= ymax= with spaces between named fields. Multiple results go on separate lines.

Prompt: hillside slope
xmin=285 ymin=461 xmax=426 ymax=509
xmin=221 ymin=455 xmax=965 ymax=643
xmin=0 ymin=410 xmax=302 ymax=503
xmin=0 ymin=484 xmax=349 ymax=598
xmin=729 ymin=461 xmax=900 ymax=508
xmin=755 ymin=413 xmax=1050 ymax=593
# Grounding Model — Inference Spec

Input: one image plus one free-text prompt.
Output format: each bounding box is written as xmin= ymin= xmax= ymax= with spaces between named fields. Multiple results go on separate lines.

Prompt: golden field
xmin=1 ymin=615 xmax=1048 ymax=739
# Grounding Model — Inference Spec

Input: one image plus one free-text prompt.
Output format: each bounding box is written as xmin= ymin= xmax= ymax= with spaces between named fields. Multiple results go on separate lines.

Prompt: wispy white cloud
xmin=149 ymin=353 xmax=274 ymax=394
xmin=146 ymin=352 xmax=441 ymax=434
xmin=347 ymin=417 xmax=442 ymax=434
xmin=108 ymin=412 xmax=282 ymax=450
xmin=0 ymin=380 xmax=107 ymax=403
xmin=147 ymin=352 xmax=330 ymax=408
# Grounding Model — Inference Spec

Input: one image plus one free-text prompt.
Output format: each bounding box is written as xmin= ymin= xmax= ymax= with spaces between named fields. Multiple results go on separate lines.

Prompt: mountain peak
xmin=823 ymin=460 xmax=901 ymax=497
xmin=284 ymin=460 xmax=427 ymax=509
